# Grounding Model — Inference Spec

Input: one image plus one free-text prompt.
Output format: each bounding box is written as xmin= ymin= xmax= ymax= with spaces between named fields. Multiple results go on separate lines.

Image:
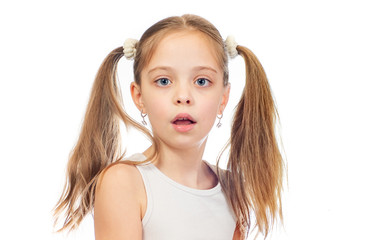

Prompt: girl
xmin=54 ymin=14 xmax=284 ymax=240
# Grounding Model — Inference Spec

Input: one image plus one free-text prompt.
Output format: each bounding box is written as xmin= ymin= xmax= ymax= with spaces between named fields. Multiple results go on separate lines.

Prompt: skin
xmin=94 ymin=30 xmax=240 ymax=240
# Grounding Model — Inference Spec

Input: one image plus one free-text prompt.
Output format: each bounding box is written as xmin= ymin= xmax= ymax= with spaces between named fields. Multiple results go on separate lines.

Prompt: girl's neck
xmin=143 ymin=140 xmax=218 ymax=190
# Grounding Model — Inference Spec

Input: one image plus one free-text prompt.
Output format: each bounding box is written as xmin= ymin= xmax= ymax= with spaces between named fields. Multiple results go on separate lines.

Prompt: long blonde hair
xmin=54 ymin=14 xmax=284 ymax=239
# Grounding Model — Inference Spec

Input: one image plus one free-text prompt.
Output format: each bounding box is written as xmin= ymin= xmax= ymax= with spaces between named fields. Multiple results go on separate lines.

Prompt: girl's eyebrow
xmin=148 ymin=66 xmax=218 ymax=74
xmin=148 ymin=66 xmax=173 ymax=75
xmin=192 ymin=66 xmax=218 ymax=74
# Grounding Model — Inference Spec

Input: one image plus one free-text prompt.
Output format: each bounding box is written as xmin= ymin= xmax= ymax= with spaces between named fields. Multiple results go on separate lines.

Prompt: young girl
xmin=54 ymin=14 xmax=284 ymax=240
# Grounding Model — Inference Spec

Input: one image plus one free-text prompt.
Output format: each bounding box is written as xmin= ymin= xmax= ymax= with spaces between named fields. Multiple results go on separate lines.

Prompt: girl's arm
xmin=94 ymin=163 xmax=144 ymax=240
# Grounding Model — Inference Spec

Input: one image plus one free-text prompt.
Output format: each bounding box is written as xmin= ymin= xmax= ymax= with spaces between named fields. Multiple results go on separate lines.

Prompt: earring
xmin=216 ymin=113 xmax=223 ymax=128
xmin=141 ymin=110 xmax=147 ymax=126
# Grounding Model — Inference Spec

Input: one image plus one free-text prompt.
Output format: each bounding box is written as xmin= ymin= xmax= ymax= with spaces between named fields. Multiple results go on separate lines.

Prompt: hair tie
xmin=123 ymin=38 xmax=139 ymax=60
xmin=225 ymin=35 xmax=238 ymax=59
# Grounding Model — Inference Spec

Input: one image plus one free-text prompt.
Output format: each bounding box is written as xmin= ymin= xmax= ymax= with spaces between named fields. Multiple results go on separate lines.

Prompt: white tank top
xmin=129 ymin=153 xmax=237 ymax=240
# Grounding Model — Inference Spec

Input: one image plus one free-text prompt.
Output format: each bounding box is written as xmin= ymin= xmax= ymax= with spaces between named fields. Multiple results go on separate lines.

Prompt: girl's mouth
xmin=171 ymin=114 xmax=197 ymax=132
xmin=172 ymin=117 xmax=196 ymax=125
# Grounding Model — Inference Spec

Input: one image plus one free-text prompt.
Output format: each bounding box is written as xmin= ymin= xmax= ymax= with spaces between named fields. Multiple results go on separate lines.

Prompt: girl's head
xmin=130 ymin=15 xmax=231 ymax=149
xmin=133 ymin=14 xmax=229 ymax=86
xmin=54 ymin=14 xmax=284 ymax=239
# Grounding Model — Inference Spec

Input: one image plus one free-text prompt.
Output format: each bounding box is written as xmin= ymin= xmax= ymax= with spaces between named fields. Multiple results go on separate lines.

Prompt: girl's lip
xmin=171 ymin=113 xmax=197 ymax=133
xmin=172 ymin=123 xmax=195 ymax=132
xmin=170 ymin=113 xmax=197 ymax=123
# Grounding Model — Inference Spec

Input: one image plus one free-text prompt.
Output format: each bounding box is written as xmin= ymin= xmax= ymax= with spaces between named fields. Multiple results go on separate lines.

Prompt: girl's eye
xmin=155 ymin=78 xmax=171 ymax=86
xmin=195 ymin=78 xmax=210 ymax=87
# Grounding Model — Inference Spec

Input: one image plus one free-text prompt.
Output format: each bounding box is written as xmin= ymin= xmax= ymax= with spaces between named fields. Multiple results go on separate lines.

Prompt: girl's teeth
xmin=175 ymin=120 xmax=192 ymax=125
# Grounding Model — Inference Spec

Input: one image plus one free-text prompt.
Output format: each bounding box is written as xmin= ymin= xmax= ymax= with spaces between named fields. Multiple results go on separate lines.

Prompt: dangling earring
xmin=216 ymin=113 xmax=223 ymax=128
xmin=141 ymin=110 xmax=147 ymax=126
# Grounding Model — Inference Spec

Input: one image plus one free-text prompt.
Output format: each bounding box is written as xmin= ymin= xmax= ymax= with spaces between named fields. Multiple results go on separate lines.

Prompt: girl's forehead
xmin=144 ymin=30 xmax=221 ymax=71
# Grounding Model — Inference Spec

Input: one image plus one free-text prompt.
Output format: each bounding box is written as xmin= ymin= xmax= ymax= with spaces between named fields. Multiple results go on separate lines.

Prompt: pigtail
xmin=220 ymin=45 xmax=283 ymax=239
xmin=53 ymin=47 xmax=154 ymax=232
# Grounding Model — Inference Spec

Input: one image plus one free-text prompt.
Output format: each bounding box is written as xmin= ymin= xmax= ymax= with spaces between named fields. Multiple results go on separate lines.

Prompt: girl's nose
xmin=176 ymin=98 xmax=191 ymax=104
xmin=174 ymin=84 xmax=193 ymax=105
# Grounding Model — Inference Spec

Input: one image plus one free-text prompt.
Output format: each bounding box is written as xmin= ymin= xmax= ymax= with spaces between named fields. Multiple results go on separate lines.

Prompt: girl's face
xmin=131 ymin=30 xmax=230 ymax=150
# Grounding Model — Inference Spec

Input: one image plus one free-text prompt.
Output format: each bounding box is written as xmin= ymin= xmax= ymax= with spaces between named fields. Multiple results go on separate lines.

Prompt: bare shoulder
xmin=95 ymin=162 xmax=146 ymax=212
xmin=94 ymin=162 xmax=145 ymax=240
xmin=96 ymin=162 xmax=143 ymax=190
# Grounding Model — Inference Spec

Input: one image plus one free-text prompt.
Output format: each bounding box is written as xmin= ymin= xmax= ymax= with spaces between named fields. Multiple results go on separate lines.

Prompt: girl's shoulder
xmin=95 ymin=160 xmax=147 ymax=218
xmin=94 ymin=161 xmax=146 ymax=238
xmin=96 ymin=160 xmax=146 ymax=199
xmin=98 ymin=162 xmax=141 ymax=184
xmin=96 ymin=153 xmax=147 ymax=187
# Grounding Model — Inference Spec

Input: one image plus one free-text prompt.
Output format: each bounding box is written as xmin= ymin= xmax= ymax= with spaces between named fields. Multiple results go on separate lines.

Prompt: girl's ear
xmin=130 ymin=82 xmax=144 ymax=111
xmin=219 ymin=83 xmax=231 ymax=115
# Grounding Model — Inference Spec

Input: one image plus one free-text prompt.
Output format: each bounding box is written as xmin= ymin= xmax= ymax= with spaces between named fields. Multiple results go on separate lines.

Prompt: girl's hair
xmin=54 ymin=14 xmax=284 ymax=239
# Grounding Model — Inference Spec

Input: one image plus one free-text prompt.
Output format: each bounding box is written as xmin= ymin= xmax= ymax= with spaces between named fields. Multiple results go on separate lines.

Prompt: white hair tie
xmin=225 ymin=35 xmax=238 ymax=59
xmin=123 ymin=38 xmax=138 ymax=60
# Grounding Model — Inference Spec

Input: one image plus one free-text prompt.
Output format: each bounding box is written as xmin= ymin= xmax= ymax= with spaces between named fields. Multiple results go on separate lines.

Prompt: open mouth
xmin=171 ymin=114 xmax=197 ymax=132
xmin=172 ymin=117 xmax=196 ymax=125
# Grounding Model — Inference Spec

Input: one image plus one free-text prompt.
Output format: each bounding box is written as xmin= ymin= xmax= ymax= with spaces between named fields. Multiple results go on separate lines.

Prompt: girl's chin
xmin=153 ymin=134 xmax=209 ymax=151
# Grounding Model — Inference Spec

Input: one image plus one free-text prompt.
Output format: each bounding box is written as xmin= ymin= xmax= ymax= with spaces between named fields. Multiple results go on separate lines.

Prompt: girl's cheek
xmin=146 ymin=99 xmax=169 ymax=116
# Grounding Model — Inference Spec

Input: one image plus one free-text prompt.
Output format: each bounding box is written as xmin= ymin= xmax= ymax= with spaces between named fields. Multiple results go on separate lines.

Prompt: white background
xmin=1 ymin=0 xmax=368 ymax=239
